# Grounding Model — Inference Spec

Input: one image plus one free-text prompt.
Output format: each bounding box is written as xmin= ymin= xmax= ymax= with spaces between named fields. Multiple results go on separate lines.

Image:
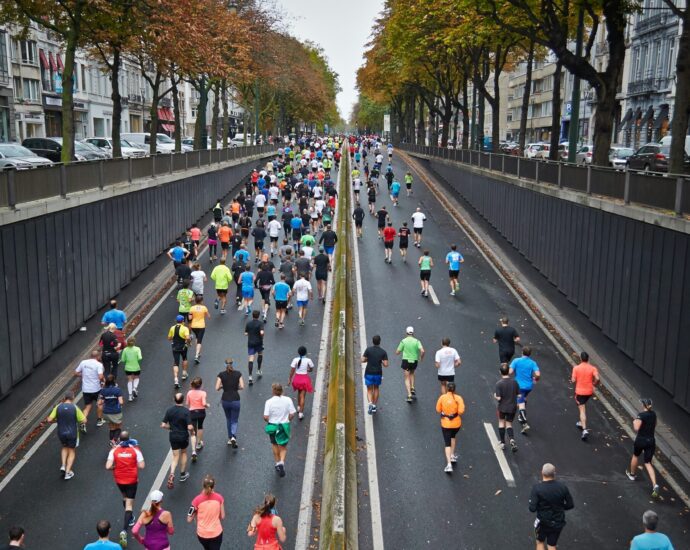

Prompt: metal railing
xmin=0 ymin=144 xmax=275 ymax=209
xmin=398 ymin=143 xmax=690 ymax=216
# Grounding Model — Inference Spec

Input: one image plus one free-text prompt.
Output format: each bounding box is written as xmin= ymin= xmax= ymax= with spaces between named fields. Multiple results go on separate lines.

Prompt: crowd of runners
xmin=3 ymin=134 xmax=676 ymax=550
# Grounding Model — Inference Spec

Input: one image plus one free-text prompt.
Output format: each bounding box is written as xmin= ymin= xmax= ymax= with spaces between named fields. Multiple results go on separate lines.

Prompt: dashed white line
xmin=427 ymin=285 xmax=440 ymax=305
xmin=483 ymin=422 xmax=516 ymax=487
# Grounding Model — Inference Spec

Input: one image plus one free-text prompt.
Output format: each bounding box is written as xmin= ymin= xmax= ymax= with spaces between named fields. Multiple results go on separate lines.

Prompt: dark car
xmin=22 ymin=137 xmax=104 ymax=162
xmin=626 ymin=143 xmax=670 ymax=173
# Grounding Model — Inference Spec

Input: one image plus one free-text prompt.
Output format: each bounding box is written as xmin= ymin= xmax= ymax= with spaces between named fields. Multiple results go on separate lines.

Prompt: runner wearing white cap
xmin=395 ymin=327 xmax=425 ymax=403
xmin=132 ymin=490 xmax=174 ymax=549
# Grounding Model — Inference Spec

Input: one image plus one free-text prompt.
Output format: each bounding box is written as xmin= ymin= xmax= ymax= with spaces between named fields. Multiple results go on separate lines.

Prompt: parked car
xmin=0 ymin=143 xmax=53 ymax=170
xmin=627 ymin=143 xmax=671 ymax=173
xmin=84 ymin=137 xmax=146 ymax=158
xmin=575 ymin=144 xmax=594 ymax=165
xmin=608 ymin=146 xmax=634 ymax=170
xmin=658 ymin=135 xmax=690 ymax=157
xmin=230 ymin=133 xmax=254 ymax=146
xmin=534 ymin=144 xmax=551 ymax=160
xmin=523 ymin=143 xmax=544 ymax=158
xmin=22 ymin=137 xmax=105 ymax=162
xmin=181 ymin=137 xmax=224 ymax=150
xmin=78 ymin=140 xmax=110 ymax=159
xmin=557 ymin=143 xmax=569 ymax=161
xmin=120 ymin=132 xmax=192 ymax=154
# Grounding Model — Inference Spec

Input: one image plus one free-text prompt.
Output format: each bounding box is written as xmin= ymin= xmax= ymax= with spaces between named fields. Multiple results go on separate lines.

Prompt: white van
xmin=658 ymin=135 xmax=690 ymax=156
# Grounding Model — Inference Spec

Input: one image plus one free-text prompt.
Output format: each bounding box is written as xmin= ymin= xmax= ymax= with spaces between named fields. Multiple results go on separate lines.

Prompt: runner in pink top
xmin=188 ymin=475 xmax=225 ymax=550
xmin=186 ymin=377 xmax=209 ymax=461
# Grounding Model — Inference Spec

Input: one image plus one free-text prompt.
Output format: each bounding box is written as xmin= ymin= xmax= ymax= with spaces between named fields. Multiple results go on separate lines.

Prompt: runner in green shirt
xmin=210 ymin=258 xmax=233 ymax=314
xmin=396 ymin=326 xmax=425 ymax=403
xmin=177 ymin=279 xmax=195 ymax=314
xmin=418 ymin=250 xmax=434 ymax=297
xmin=120 ymin=337 xmax=143 ymax=401
xmin=300 ymin=233 xmax=316 ymax=248
xmin=404 ymin=172 xmax=413 ymax=196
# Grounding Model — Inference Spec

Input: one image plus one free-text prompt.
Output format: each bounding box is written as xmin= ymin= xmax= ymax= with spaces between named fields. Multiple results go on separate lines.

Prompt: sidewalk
xmin=403 ymin=150 xmax=690 ymax=497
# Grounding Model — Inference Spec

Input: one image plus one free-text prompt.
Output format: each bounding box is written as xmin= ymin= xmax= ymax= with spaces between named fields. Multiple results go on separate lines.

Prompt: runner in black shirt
xmin=361 ymin=335 xmax=389 ymax=414
xmin=319 ymin=225 xmax=338 ymax=263
xmin=626 ymin=398 xmax=660 ymax=498
xmin=493 ymin=317 xmax=521 ymax=363
xmin=367 ymin=183 xmax=377 ymax=215
xmin=255 ymin=264 xmax=275 ymax=322
xmin=312 ymin=249 xmax=330 ymax=303
xmin=244 ymin=196 xmax=254 ymax=218
xmin=398 ymin=222 xmax=411 ymax=262
xmin=494 ymin=364 xmax=519 ymax=452
xmin=244 ymin=311 xmax=265 ymax=385
xmin=161 ymin=393 xmax=193 ymax=489
xmin=352 ymin=206 xmax=365 ymax=238
xmin=529 ymin=463 xmax=574 ymax=548
xmin=376 ymin=207 xmax=389 ymax=240
xmin=251 ymin=221 xmax=267 ymax=261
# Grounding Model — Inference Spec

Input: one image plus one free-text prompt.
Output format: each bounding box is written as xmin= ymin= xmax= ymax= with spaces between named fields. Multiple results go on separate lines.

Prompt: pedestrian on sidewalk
xmin=186 ymin=377 xmax=209 ymax=462
xmin=216 ymin=358 xmax=244 ymax=448
xmin=396 ymin=326 xmax=425 ymax=403
xmin=263 ymin=383 xmax=296 ymax=477
xmin=571 ymin=352 xmax=600 ymax=441
xmin=98 ymin=374 xmax=124 ymax=445
xmin=626 ymin=398 xmax=661 ymax=499
xmin=46 ymin=391 xmax=85 ymax=480
xmin=210 ymin=258 xmax=233 ymax=314
xmin=418 ymin=250 xmax=434 ymax=298
xmin=83 ymin=521 xmax=119 ymax=550
xmin=132 ymin=491 xmax=174 ymax=549
xmin=105 ymin=431 xmax=144 ymax=547
xmin=493 ymin=317 xmax=521 ymax=364
xmin=529 ymin=463 xmax=574 ymax=550
xmin=101 ymin=299 xmax=127 ymax=330
xmin=167 ymin=315 xmax=191 ymax=389
xmin=435 ymin=382 xmax=465 ymax=473
xmin=630 ymin=510 xmax=674 ymax=550
xmin=247 ymin=494 xmax=287 ymax=549
xmin=74 ymin=349 xmax=104 ymax=428
xmin=509 ymin=346 xmax=540 ymax=434
xmin=434 ymin=338 xmax=461 ymax=395
xmin=494 ymin=363 xmax=519 ymax=453
xmin=288 ymin=346 xmax=314 ymax=420
xmin=188 ymin=475 xmax=225 ymax=550
xmin=362 ymin=335 xmax=389 ymax=415
xmin=160 ymin=393 xmax=193 ymax=489
xmin=121 ymin=337 xmax=142 ymax=402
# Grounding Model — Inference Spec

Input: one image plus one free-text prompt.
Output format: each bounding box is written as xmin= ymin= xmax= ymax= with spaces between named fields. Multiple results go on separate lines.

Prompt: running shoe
xmin=248 ymin=376 xmax=253 ymax=386
xmin=450 ymin=291 xmax=455 ymax=296
xmin=60 ymin=465 xmax=66 ymax=477
xmin=174 ymin=379 xmax=180 ymax=389
xmin=128 ymin=395 xmax=134 ymax=403
xmin=406 ymin=394 xmax=413 ymax=403
xmin=181 ymin=372 xmax=188 ymax=381
xmin=119 ymin=530 xmax=128 ymax=548
xmin=450 ymin=454 xmax=458 ymax=463
xmin=196 ymin=441 xmax=204 ymax=451
xmin=230 ymin=437 xmax=238 ymax=449
xmin=576 ymin=421 xmax=583 ymax=430
xmin=96 ymin=418 xmax=105 ymax=427
xmin=371 ymin=405 xmax=377 ymax=414
xmin=625 ymin=469 xmax=637 ymax=481
xmin=510 ymin=439 xmax=518 ymax=453
xmin=410 ymin=388 xmax=416 ymax=396
xmin=299 ymin=319 xmax=305 ymax=326
xmin=498 ymin=442 xmax=506 ymax=451
xmin=128 ymin=515 xmax=136 ymax=528
xmin=652 ymin=484 xmax=660 ymax=498
xmin=581 ymin=429 xmax=590 ymax=441
xmin=191 ymin=452 xmax=197 ymax=463
xmin=277 ymin=464 xmax=286 ymax=477
xmin=179 ymin=472 xmax=190 ymax=482
xmin=132 ymin=390 xmax=138 ymax=398
xmin=275 ymin=321 xmax=279 ymax=327
xmin=64 ymin=471 xmax=75 ymax=481
xmin=368 ymin=404 xmax=374 ymax=415
xmin=257 ymin=369 xmax=262 ymax=378
xmin=521 ymin=423 xmax=530 ymax=434
xmin=214 ymin=299 xmax=219 ymax=310
xmin=298 ymin=411 xmax=304 ymax=420
xmin=194 ymin=356 xmax=200 ymax=365
xmin=444 ymin=463 xmax=453 ymax=473
xmin=167 ymin=473 xmax=174 ymax=489
xmin=220 ymin=309 xmax=226 ymax=315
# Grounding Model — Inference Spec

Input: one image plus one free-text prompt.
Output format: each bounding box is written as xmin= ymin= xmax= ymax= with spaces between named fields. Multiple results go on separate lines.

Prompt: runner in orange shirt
xmin=571 ymin=351 xmax=600 ymax=441
xmin=188 ymin=295 xmax=210 ymax=364
xmin=217 ymin=222 xmax=233 ymax=262
xmin=435 ymin=382 xmax=465 ymax=474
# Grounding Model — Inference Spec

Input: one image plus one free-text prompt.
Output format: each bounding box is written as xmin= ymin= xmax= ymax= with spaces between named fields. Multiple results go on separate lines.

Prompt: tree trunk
xmin=519 ymin=40 xmax=535 ymax=153
xmin=453 ymin=107 xmax=460 ymax=147
xmin=406 ymin=94 xmax=415 ymax=142
xmin=462 ymin=79 xmax=470 ymax=149
xmin=171 ymin=70 xmax=181 ymax=152
xmin=211 ymin=81 xmax=220 ymax=149
xmin=221 ymin=80 xmax=228 ymax=149
xmin=492 ymin=71 xmax=501 ymax=152
xmin=149 ymin=96 xmax=159 ymax=156
xmin=549 ymin=61 xmax=563 ymax=160
xmin=61 ymin=28 xmax=79 ymax=163
xmin=110 ymin=48 xmax=122 ymax=158
xmin=416 ymin=99 xmax=425 ymax=145
xmin=669 ymin=12 xmax=690 ymax=174
xmin=477 ymin=91 xmax=485 ymax=149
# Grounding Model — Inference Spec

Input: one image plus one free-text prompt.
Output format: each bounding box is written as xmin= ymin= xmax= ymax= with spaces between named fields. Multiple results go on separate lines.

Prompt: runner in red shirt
xmin=106 ymin=431 xmax=145 ymax=547
xmin=571 ymin=351 xmax=600 ymax=441
xmin=383 ymin=222 xmax=397 ymax=264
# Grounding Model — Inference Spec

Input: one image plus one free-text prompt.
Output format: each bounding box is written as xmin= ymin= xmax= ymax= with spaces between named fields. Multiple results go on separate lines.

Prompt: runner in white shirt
xmin=314 ymin=198 xmax=326 ymax=215
xmin=313 ymin=185 xmax=323 ymax=200
xmin=411 ymin=207 xmax=427 ymax=248
xmin=288 ymin=346 xmax=315 ymax=420
xmin=434 ymin=338 xmax=461 ymax=394
xmin=254 ymin=193 xmax=267 ymax=216
xmin=269 ymin=185 xmax=280 ymax=201
xmin=302 ymin=244 xmax=314 ymax=259
xmin=300 ymin=158 xmax=308 ymax=168
xmin=375 ymin=153 xmax=384 ymax=166
xmin=263 ymin=383 xmax=296 ymax=477
xmin=75 ymin=350 xmax=105 ymax=426
xmin=292 ymin=275 xmax=313 ymax=326
xmin=310 ymin=159 xmax=318 ymax=171
xmin=267 ymin=219 xmax=282 ymax=255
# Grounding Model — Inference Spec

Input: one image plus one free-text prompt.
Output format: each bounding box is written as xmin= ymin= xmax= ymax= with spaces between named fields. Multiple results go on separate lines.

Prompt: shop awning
xmin=157 ymin=107 xmax=174 ymax=122
xmin=619 ymin=108 xmax=633 ymax=130
xmin=640 ymin=105 xmax=655 ymax=125
xmin=49 ymin=52 xmax=57 ymax=72
xmin=39 ymin=49 xmax=49 ymax=70
xmin=654 ymin=104 xmax=669 ymax=129
xmin=56 ymin=54 xmax=64 ymax=70
xmin=162 ymin=123 xmax=175 ymax=133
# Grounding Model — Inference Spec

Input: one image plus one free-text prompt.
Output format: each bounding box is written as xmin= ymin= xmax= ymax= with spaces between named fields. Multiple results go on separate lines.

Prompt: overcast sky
xmin=273 ymin=0 xmax=385 ymax=122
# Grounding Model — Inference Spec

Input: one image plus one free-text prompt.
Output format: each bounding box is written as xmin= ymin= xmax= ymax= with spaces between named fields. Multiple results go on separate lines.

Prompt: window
xmin=543 ymin=75 xmax=553 ymax=92
xmin=653 ymin=41 xmax=661 ymax=78
xmin=22 ymin=78 xmax=40 ymax=101
xmin=20 ymin=40 xmax=37 ymax=65
xmin=40 ymin=50 xmax=52 ymax=91
xmin=640 ymin=43 xmax=648 ymax=79
xmin=13 ymin=76 xmax=21 ymax=98
xmin=507 ymin=111 xmax=513 ymax=122
xmin=0 ymin=31 xmax=8 ymax=82
xmin=666 ymin=38 xmax=676 ymax=80
xmin=81 ymin=65 xmax=87 ymax=91
xmin=90 ymin=67 xmax=98 ymax=94
xmin=632 ymin=47 xmax=640 ymax=80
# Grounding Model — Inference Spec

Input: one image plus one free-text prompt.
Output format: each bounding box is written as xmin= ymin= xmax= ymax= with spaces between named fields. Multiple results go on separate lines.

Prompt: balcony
xmin=627 ymin=76 xmax=675 ymax=96
xmin=634 ymin=13 xmax=669 ymax=35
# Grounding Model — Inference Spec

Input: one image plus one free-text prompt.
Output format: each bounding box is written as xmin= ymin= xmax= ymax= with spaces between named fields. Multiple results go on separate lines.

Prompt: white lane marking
xmin=427 ymin=285 xmax=440 ymax=305
xmin=351 ymin=184 xmax=385 ymax=550
xmin=0 ymin=264 xmax=180 ymax=495
xmin=295 ymin=172 xmax=340 ymax=550
xmin=141 ymin=451 xmax=172 ymax=509
xmin=483 ymin=422 xmax=516 ymax=487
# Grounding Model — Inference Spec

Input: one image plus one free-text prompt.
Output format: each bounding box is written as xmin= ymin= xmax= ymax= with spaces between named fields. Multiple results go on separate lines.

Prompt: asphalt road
xmin=0 ymin=183 xmax=332 ymax=548
xmin=354 ymin=152 xmax=690 ymax=549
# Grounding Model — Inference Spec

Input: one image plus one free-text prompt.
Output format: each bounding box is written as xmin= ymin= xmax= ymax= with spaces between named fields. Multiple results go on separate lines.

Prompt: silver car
xmin=0 ymin=143 xmax=53 ymax=170
xmin=608 ymin=146 xmax=634 ymax=170
xmin=84 ymin=137 xmax=147 ymax=158
xmin=575 ymin=144 xmax=594 ymax=165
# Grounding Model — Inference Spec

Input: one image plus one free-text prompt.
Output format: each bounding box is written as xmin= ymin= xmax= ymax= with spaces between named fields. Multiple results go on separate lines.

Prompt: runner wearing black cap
xmin=626 ymin=398 xmax=660 ymax=499
xmin=167 ymin=315 xmax=191 ymax=389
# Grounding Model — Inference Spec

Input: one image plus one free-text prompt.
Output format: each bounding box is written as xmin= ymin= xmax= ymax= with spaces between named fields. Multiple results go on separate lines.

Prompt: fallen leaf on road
xmin=495 ymin=490 xmax=502 ymax=496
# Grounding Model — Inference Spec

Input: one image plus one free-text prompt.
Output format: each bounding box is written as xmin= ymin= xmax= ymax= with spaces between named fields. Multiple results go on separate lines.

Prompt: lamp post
xmin=567 ymin=7 xmax=584 ymax=163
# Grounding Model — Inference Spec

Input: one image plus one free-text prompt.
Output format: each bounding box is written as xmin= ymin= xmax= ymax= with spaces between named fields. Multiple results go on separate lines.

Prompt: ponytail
xmin=202 ymin=475 xmax=215 ymax=495
xmin=225 ymin=358 xmax=234 ymax=372
xmin=254 ymin=493 xmax=276 ymax=518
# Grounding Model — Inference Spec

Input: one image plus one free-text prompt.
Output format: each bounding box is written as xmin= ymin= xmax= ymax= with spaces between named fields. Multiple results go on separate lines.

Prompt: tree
xmin=1 ymin=0 xmax=98 ymax=163
xmin=350 ymin=94 xmax=387 ymax=133
xmin=663 ymin=0 xmax=689 ymax=174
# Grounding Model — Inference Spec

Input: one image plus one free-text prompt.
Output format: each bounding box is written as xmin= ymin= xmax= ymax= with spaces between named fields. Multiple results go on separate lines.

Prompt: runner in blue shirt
xmin=290 ymin=215 xmax=303 ymax=249
xmin=239 ymin=265 xmax=255 ymax=316
xmin=390 ymin=180 xmax=401 ymax=207
xmin=271 ymin=274 xmax=292 ymax=329
xmin=445 ymin=244 xmax=465 ymax=296
xmin=101 ymin=299 xmax=127 ymax=329
xmin=509 ymin=347 xmax=540 ymax=434
xmin=167 ymin=241 xmax=189 ymax=267
xmin=234 ymin=246 xmax=250 ymax=265
xmin=83 ymin=520 xmax=122 ymax=549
